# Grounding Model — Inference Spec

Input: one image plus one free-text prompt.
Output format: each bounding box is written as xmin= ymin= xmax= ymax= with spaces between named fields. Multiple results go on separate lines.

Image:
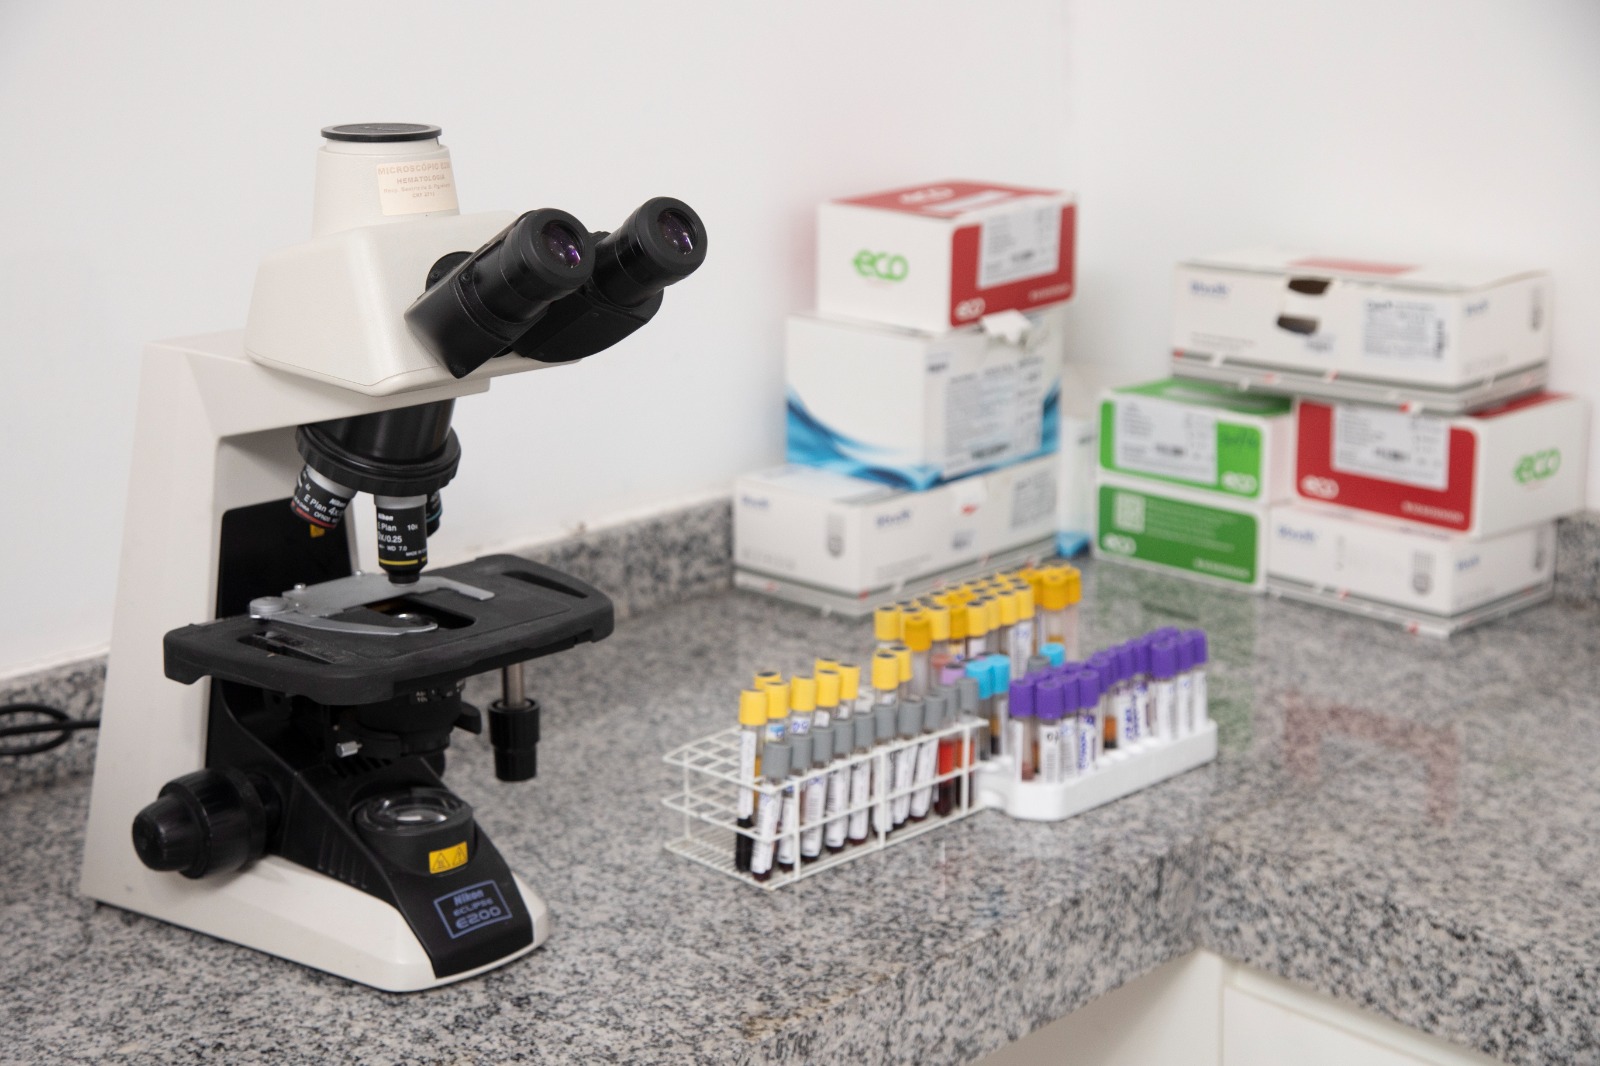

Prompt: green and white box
xmin=1095 ymin=474 xmax=1267 ymax=591
xmin=1098 ymin=379 xmax=1293 ymax=504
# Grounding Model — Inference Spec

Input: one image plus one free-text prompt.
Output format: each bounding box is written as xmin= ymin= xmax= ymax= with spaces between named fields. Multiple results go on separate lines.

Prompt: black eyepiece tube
xmin=590 ymin=196 xmax=708 ymax=308
xmin=404 ymin=208 xmax=596 ymax=378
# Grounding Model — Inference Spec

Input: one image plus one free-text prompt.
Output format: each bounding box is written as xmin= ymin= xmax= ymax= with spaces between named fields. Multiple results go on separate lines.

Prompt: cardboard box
xmin=1268 ymin=503 xmax=1553 ymax=616
xmin=1056 ymin=414 xmax=1097 ymax=557
xmin=735 ymin=457 xmax=1057 ymax=596
xmin=1098 ymin=378 xmax=1294 ymax=504
xmin=1294 ymin=392 xmax=1587 ymax=537
xmin=1171 ymin=249 xmax=1550 ymax=389
xmin=785 ymin=307 xmax=1063 ymax=489
xmin=1094 ymin=474 xmax=1266 ymax=591
xmin=817 ymin=181 xmax=1076 ymax=333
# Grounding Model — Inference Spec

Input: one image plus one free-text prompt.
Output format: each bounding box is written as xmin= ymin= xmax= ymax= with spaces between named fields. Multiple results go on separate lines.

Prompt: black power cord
xmin=0 ymin=703 xmax=101 ymax=757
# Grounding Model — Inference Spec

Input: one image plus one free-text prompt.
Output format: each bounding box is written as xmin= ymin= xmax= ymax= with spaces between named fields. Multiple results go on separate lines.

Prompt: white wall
xmin=0 ymin=1 xmax=1072 ymax=677
xmin=1064 ymin=0 xmax=1600 ymax=491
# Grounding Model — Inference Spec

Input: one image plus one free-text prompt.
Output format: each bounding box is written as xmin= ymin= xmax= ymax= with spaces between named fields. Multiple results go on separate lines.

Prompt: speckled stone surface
xmin=0 ymin=657 xmax=103 ymax=796
xmin=3 ymin=555 xmax=1599 ymax=1064
xmin=1556 ymin=511 xmax=1600 ymax=606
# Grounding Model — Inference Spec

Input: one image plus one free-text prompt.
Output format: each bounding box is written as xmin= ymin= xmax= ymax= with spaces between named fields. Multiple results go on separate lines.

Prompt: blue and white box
xmin=785 ymin=307 xmax=1064 ymax=491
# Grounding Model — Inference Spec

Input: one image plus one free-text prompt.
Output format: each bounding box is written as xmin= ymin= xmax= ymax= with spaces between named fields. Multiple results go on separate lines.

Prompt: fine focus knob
xmin=131 ymin=768 xmax=272 ymax=879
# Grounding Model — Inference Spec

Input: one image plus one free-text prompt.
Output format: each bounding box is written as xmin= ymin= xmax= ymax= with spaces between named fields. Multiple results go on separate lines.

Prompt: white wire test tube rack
xmin=662 ymin=716 xmax=988 ymax=891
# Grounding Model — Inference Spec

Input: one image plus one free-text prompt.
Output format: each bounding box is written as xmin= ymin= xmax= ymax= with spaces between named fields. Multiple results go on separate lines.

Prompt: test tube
xmin=1184 ymin=630 xmax=1209 ymax=728
xmin=965 ymin=601 xmax=990 ymax=659
xmin=1035 ymin=676 xmax=1067 ymax=784
xmin=1008 ymin=675 xmax=1037 ymax=782
xmin=1115 ymin=642 xmax=1142 ymax=748
xmin=1150 ymin=638 xmax=1177 ymax=740
xmin=987 ymin=655 xmax=1011 ymax=758
xmin=847 ymin=715 xmax=874 ymax=847
xmin=928 ymin=604 xmax=953 ymax=674
xmin=963 ymin=661 xmax=993 ymax=756
xmin=801 ymin=727 xmax=831 ymax=863
xmin=891 ymin=642 xmax=913 ymax=700
xmin=1129 ymin=637 xmax=1153 ymax=739
xmin=1075 ymin=666 xmax=1101 ymax=771
xmin=1088 ymin=650 xmax=1121 ymax=751
xmin=871 ymin=701 xmax=897 ymax=838
xmin=753 ymin=669 xmax=782 ymax=691
xmin=814 ymin=668 xmax=840 ymax=730
xmin=933 ymin=689 xmax=960 ymax=816
xmin=891 ymin=697 xmax=922 ymax=827
xmin=1026 ymin=653 xmax=1051 ymax=678
xmin=903 ymin=612 xmax=932 ymax=697
xmin=765 ymin=681 xmax=790 ymax=745
xmin=873 ymin=604 xmax=902 ymax=652
xmin=911 ymin=691 xmax=943 ymax=821
xmin=814 ymin=656 xmax=840 ymax=678
xmin=956 ymin=675 xmax=981 ymax=796
xmin=1174 ymin=635 xmax=1195 ymax=738
xmin=825 ymin=722 xmax=852 ymax=853
xmin=834 ymin=663 xmax=858 ymax=727
xmin=789 ymin=675 xmax=816 ymax=740
xmin=1041 ymin=642 xmax=1066 ymax=670
xmin=1011 ymin=582 xmax=1037 ymax=669
xmin=735 ymin=688 xmax=766 ymax=872
xmin=775 ymin=739 xmax=803 ymax=873
xmin=748 ymin=740 xmax=789 ymax=883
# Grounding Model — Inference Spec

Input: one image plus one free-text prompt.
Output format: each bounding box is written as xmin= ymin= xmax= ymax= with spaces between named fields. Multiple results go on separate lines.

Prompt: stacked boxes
xmin=736 ymin=181 xmax=1078 ymax=604
xmin=1159 ymin=247 xmax=1586 ymax=631
xmin=1093 ymin=379 xmax=1293 ymax=590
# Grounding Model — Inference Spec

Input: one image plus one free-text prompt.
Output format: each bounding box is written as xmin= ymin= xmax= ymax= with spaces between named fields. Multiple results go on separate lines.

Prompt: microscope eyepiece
xmin=590 ymin=196 xmax=708 ymax=308
xmin=405 ymin=208 xmax=596 ymax=379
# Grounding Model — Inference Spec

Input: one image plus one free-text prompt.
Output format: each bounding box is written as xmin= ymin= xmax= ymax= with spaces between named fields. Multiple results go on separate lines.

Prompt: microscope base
xmin=84 ymin=856 xmax=549 ymax=992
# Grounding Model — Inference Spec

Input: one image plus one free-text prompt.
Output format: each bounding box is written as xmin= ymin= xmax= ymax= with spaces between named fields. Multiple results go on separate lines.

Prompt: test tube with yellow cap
xmin=788 ymin=675 xmax=816 ymax=739
xmin=735 ymin=688 xmax=767 ymax=872
xmin=873 ymin=605 xmax=902 ymax=652
xmin=965 ymin=600 xmax=991 ymax=659
xmin=814 ymin=668 xmax=841 ymax=730
xmin=1039 ymin=566 xmax=1082 ymax=659
xmin=902 ymin=611 xmax=933 ymax=697
xmin=1010 ymin=582 xmax=1036 ymax=673
xmin=890 ymin=642 xmax=912 ymax=699
xmin=764 ymin=681 xmax=790 ymax=746
xmin=837 ymin=662 xmax=862 ymax=725
xmin=927 ymin=604 xmax=953 ymax=673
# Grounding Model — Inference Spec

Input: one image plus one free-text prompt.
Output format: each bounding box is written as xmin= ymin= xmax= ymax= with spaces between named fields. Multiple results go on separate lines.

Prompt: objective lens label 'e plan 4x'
xmin=817 ymin=181 xmax=1077 ymax=333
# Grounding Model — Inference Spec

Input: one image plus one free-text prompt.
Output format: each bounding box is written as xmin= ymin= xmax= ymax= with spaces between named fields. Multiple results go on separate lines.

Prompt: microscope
xmin=78 ymin=124 xmax=707 ymax=991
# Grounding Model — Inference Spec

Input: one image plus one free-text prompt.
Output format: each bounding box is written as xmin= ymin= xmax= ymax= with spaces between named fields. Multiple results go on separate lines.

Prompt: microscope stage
xmin=164 ymin=555 xmax=614 ymax=704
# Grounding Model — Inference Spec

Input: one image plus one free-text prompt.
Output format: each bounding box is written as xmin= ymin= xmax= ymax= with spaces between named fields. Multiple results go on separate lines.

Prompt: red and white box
xmin=1294 ymin=393 xmax=1588 ymax=538
xmin=1172 ymin=249 xmax=1550 ymax=390
xmin=817 ymin=181 xmax=1076 ymax=333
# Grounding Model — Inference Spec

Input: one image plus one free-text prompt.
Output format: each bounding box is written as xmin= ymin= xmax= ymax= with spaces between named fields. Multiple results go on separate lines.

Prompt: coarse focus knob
xmin=131 ymin=768 xmax=273 ymax=879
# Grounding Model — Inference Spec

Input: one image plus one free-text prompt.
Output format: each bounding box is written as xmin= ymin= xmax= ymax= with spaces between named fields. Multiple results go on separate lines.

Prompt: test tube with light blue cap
xmin=1041 ymin=642 xmax=1067 ymax=669
xmin=964 ymin=660 xmax=995 ymax=757
xmin=987 ymin=655 xmax=1011 ymax=758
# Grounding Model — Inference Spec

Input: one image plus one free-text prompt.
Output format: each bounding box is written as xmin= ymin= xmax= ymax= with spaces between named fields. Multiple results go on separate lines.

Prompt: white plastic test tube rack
xmin=974 ymin=719 xmax=1217 ymax=821
xmin=662 ymin=715 xmax=1217 ymax=888
xmin=662 ymin=716 xmax=987 ymax=891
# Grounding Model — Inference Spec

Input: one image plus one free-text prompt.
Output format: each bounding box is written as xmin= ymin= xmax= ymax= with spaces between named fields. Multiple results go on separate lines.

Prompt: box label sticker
xmin=1332 ymin=406 xmax=1449 ymax=490
xmin=1110 ymin=398 xmax=1220 ymax=486
xmin=433 ymin=880 xmax=513 ymax=940
xmin=377 ymin=158 xmax=458 ymax=217
xmin=978 ymin=204 xmax=1061 ymax=289
xmin=943 ymin=352 xmax=1048 ymax=476
xmin=1010 ymin=467 xmax=1057 ymax=530
xmin=1097 ymin=486 xmax=1257 ymax=584
xmin=1362 ymin=298 xmax=1445 ymax=361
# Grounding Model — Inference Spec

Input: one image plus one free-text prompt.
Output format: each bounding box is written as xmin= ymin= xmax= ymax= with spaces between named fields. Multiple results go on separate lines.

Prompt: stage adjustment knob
xmin=131 ymin=768 xmax=272 ymax=879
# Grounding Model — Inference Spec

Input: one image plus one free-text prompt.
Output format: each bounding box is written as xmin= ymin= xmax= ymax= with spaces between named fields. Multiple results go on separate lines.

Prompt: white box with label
xmin=1294 ymin=392 xmax=1588 ymax=538
xmin=1268 ymin=503 xmax=1554 ymax=616
xmin=1172 ymin=249 xmax=1550 ymax=389
xmin=786 ymin=307 xmax=1064 ymax=490
xmin=734 ymin=457 xmax=1058 ymax=596
xmin=817 ymin=181 xmax=1077 ymax=333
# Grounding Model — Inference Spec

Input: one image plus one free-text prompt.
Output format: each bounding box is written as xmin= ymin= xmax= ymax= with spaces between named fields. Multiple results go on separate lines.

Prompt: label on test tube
xmin=750 ymin=741 xmax=789 ymax=878
xmin=825 ymin=729 xmax=851 ymax=851
xmin=737 ymin=729 xmax=759 ymax=820
xmin=891 ymin=701 xmax=920 ymax=825
xmin=848 ymin=717 xmax=874 ymax=843
xmin=1035 ymin=677 xmax=1065 ymax=784
xmin=910 ymin=696 xmax=942 ymax=819
xmin=1151 ymin=638 xmax=1178 ymax=740
xmin=801 ymin=773 xmax=827 ymax=858
xmin=1186 ymin=629 xmax=1209 ymax=727
xmin=777 ymin=777 xmax=801 ymax=868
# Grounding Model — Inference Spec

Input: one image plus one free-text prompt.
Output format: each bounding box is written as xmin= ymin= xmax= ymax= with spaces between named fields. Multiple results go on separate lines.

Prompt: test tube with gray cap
xmin=891 ymin=697 xmax=922 ymax=827
xmin=748 ymin=740 xmax=790 ymax=883
xmin=872 ymin=702 xmax=897 ymax=838
xmin=824 ymin=719 xmax=852 ymax=853
xmin=800 ymin=727 xmax=831 ymax=862
xmin=910 ymin=691 xmax=944 ymax=820
xmin=847 ymin=714 xmax=875 ymax=846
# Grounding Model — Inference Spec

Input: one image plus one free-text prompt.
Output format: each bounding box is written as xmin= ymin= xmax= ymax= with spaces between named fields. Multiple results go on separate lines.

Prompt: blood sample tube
xmin=1074 ymin=667 xmax=1100 ymax=772
xmin=789 ymin=675 xmax=816 ymax=741
xmin=934 ymin=690 xmax=960 ymax=816
xmin=735 ymin=688 xmax=766 ymax=872
xmin=871 ymin=702 xmax=897 ymax=839
xmin=1088 ymin=650 xmax=1121 ymax=751
xmin=1012 ymin=582 xmax=1037 ymax=665
xmin=965 ymin=601 xmax=990 ymax=659
xmin=1041 ymin=642 xmax=1066 ymax=670
xmin=749 ymin=740 xmax=789 ymax=883
xmin=775 ymin=738 xmax=803 ymax=873
xmin=764 ymin=681 xmax=789 ymax=745
xmin=1008 ymin=675 xmax=1038 ymax=782
xmin=836 ymin=662 xmax=860 ymax=728
xmin=1184 ymin=629 xmax=1209 ymax=728
xmin=903 ymin=612 xmax=933 ymax=697
xmin=891 ymin=697 xmax=922 ymax=827
xmin=987 ymin=655 xmax=1011 ymax=758
xmin=814 ymin=656 xmax=840 ymax=678
xmin=892 ymin=642 xmax=913 ymax=700
xmin=801 ymin=727 xmax=830 ymax=863
xmin=814 ymin=668 xmax=841 ymax=730
xmin=753 ymin=669 xmax=782 ymax=691
xmin=1151 ymin=637 xmax=1178 ymax=741
xmin=1035 ymin=676 xmax=1067 ymax=784
xmin=1026 ymin=653 xmax=1051 ymax=678
xmin=963 ymin=661 xmax=993 ymax=757
xmin=1176 ymin=636 xmax=1197 ymax=737
xmin=1129 ymin=637 xmax=1153 ymax=740
xmin=874 ymin=604 xmax=902 ymax=652
xmin=928 ymin=604 xmax=954 ymax=675
xmin=825 ymin=720 xmax=852 ymax=854
xmin=911 ymin=691 xmax=943 ymax=821
xmin=1114 ymin=642 xmax=1141 ymax=748
xmin=956 ymin=675 xmax=981 ymax=797
xmin=847 ymin=715 xmax=874 ymax=847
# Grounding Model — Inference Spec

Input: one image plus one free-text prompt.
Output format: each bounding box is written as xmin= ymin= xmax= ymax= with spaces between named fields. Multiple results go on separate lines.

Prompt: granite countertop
xmin=4 ymin=563 xmax=1598 ymax=1065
